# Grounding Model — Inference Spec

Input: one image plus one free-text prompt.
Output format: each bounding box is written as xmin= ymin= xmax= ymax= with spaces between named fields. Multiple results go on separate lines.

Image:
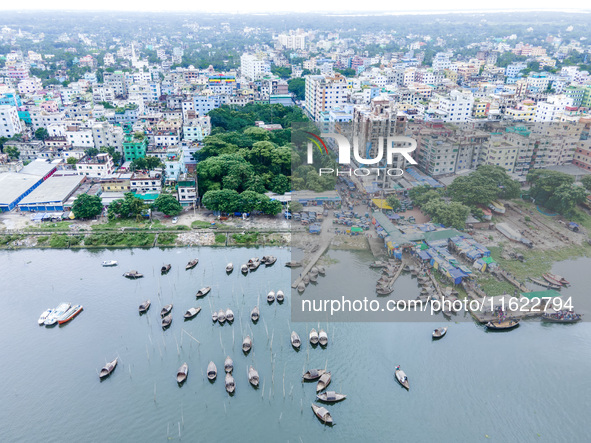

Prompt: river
xmin=0 ymin=247 xmax=589 ymax=442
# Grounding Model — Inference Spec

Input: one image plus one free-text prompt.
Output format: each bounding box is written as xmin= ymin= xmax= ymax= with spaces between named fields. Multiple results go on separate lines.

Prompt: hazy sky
xmin=0 ymin=1 xmax=589 ymax=13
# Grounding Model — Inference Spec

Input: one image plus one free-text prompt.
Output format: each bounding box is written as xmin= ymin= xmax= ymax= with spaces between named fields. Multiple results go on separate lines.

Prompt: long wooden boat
xmin=225 ymin=308 xmax=234 ymax=322
xmin=250 ymin=306 xmax=259 ymax=322
xmin=316 ymin=373 xmax=332 ymax=392
xmin=317 ymin=391 xmax=347 ymax=403
xmin=226 ymin=263 xmax=233 ymax=273
xmin=160 ymin=304 xmax=173 ymax=317
xmin=184 ymin=307 xmax=201 ymax=319
xmin=196 ymin=286 xmax=211 ymax=298
xmin=161 ymin=314 xmax=172 ymax=329
xmin=99 ymin=358 xmax=118 ymax=379
xmin=432 ymin=327 xmax=447 ymax=339
xmin=217 ymin=309 xmax=226 ymax=324
xmin=225 ymin=373 xmax=235 ymax=393
xmin=542 ymin=312 xmax=582 ymax=323
xmin=529 ymin=277 xmax=561 ymax=290
xmin=207 ymin=361 xmax=217 ymax=380
xmin=224 ymin=357 xmax=233 ymax=373
xmin=318 ymin=329 xmax=328 ymax=346
xmin=241 ymin=264 xmax=249 ymax=274
xmin=58 ymin=304 xmax=83 ymax=325
xmin=267 ymin=291 xmax=275 ymax=303
xmin=545 ymin=273 xmax=570 ymax=286
xmin=303 ymin=369 xmax=326 ymax=381
xmin=212 ymin=311 xmax=218 ymax=322
xmin=285 ymin=261 xmax=302 ymax=268
xmin=248 ymin=366 xmax=259 ymax=387
xmin=176 ymin=363 xmax=188 ymax=384
xmin=309 ymin=328 xmax=319 ymax=345
xmin=242 ymin=336 xmax=252 ymax=353
xmin=185 ymin=259 xmax=199 ymax=270
xmin=488 ymin=200 xmax=506 ymax=214
xmin=276 ymin=290 xmax=285 ymax=302
xmin=542 ymin=274 xmax=564 ymax=286
xmin=262 ymin=255 xmax=277 ymax=266
xmin=123 ymin=270 xmax=143 ymax=279
xmin=311 ymin=404 xmax=333 ymax=425
xmin=291 ymin=331 xmax=301 ymax=349
xmin=161 ymin=264 xmax=171 ymax=274
xmin=138 ymin=300 xmax=151 ymax=314
xmin=395 ymin=366 xmax=409 ymax=390
xmin=486 ymin=319 xmax=520 ymax=330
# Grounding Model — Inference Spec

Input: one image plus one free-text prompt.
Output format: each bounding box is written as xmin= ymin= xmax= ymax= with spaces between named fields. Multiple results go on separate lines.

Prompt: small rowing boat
xmin=267 ymin=291 xmax=275 ymax=303
xmin=207 ymin=361 xmax=217 ymax=380
xmin=291 ymin=331 xmax=301 ymax=349
xmin=432 ymin=327 xmax=447 ymax=339
xmin=139 ymin=300 xmax=151 ymax=314
xmin=318 ymin=329 xmax=328 ymax=346
xmin=123 ymin=270 xmax=143 ymax=279
xmin=102 ymin=260 xmax=118 ymax=267
xmin=176 ymin=363 xmax=188 ymax=384
xmin=217 ymin=309 xmax=226 ymax=324
xmin=225 ymin=373 xmax=235 ymax=393
xmin=242 ymin=336 xmax=252 ymax=353
xmin=226 ymin=263 xmax=233 ymax=273
xmin=317 ymin=391 xmax=346 ymax=403
xmin=225 ymin=308 xmax=234 ymax=322
xmin=303 ymin=369 xmax=326 ymax=381
xmin=196 ymin=286 xmax=211 ymax=298
xmin=316 ymin=373 xmax=332 ymax=392
xmin=161 ymin=264 xmax=171 ymax=274
xmin=311 ymin=404 xmax=333 ymax=425
xmin=224 ymin=356 xmax=233 ymax=373
xmin=185 ymin=259 xmax=199 ymax=270
xmin=248 ymin=366 xmax=259 ymax=387
xmin=276 ymin=290 xmax=284 ymax=302
xmin=160 ymin=304 xmax=173 ymax=317
xmin=99 ymin=358 xmax=118 ymax=379
xmin=486 ymin=319 xmax=520 ymax=330
xmin=161 ymin=314 xmax=172 ymax=329
xmin=309 ymin=328 xmax=319 ymax=345
xmin=395 ymin=365 xmax=409 ymax=390
xmin=241 ymin=264 xmax=249 ymax=274
xmin=250 ymin=306 xmax=259 ymax=322
xmin=184 ymin=307 xmax=201 ymax=319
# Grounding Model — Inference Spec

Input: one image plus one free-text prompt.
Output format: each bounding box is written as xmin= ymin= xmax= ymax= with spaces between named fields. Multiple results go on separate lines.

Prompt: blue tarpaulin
xmin=418 ymin=250 xmax=431 ymax=260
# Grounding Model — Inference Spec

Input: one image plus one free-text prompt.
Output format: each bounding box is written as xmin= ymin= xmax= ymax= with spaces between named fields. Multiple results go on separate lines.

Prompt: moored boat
xmin=297 ymin=283 xmax=306 ymax=293
xmin=276 ymin=290 xmax=285 ymax=302
xmin=542 ymin=311 xmax=582 ymax=323
xmin=196 ymin=286 xmax=211 ymax=298
xmin=248 ymin=366 xmax=259 ymax=387
xmin=250 ymin=306 xmax=259 ymax=322
xmin=38 ymin=309 xmax=53 ymax=325
xmin=99 ymin=358 xmax=118 ymax=379
xmin=291 ymin=331 xmax=301 ymax=349
xmin=58 ymin=304 xmax=83 ymax=325
xmin=185 ymin=259 xmax=199 ymax=270
xmin=225 ymin=373 xmax=235 ymax=393
xmin=395 ymin=365 xmax=409 ymax=390
xmin=212 ymin=311 xmax=218 ymax=322
xmin=317 ymin=266 xmax=326 ymax=275
xmin=317 ymin=391 xmax=346 ymax=403
xmin=242 ymin=336 xmax=252 ymax=353
xmin=303 ymin=275 xmax=310 ymax=285
xmin=432 ymin=327 xmax=447 ymax=339
xmin=486 ymin=319 xmax=520 ymax=330
xmin=311 ymin=404 xmax=333 ymax=425
xmin=318 ymin=329 xmax=328 ymax=346
xmin=161 ymin=264 xmax=171 ymax=274
xmin=184 ymin=307 xmax=201 ymax=319
xmin=102 ymin=260 xmax=118 ymax=267
xmin=303 ymin=369 xmax=326 ymax=381
xmin=138 ymin=300 xmax=151 ymax=314
xmin=225 ymin=308 xmax=234 ymax=322
xmin=224 ymin=356 xmax=233 ymax=373
xmin=285 ymin=261 xmax=302 ymax=268
xmin=44 ymin=302 xmax=71 ymax=326
xmin=309 ymin=328 xmax=319 ymax=345
xmin=217 ymin=309 xmax=226 ymax=324
xmin=545 ymin=273 xmax=570 ymax=286
xmin=316 ymin=372 xmax=332 ymax=392
xmin=123 ymin=270 xmax=143 ymax=279
xmin=529 ymin=276 xmax=561 ymax=290
xmin=241 ymin=264 xmax=249 ymax=274
xmin=161 ymin=314 xmax=172 ymax=329
xmin=226 ymin=263 xmax=233 ymax=273
xmin=247 ymin=258 xmax=261 ymax=271
xmin=262 ymin=255 xmax=277 ymax=266
xmin=488 ymin=200 xmax=506 ymax=214
xmin=176 ymin=363 xmax=188 ymax=384
xmin=160 ymin=304 xmax=173 ymax=317
xmin=207 ymin=361 xmax=217 ymax=380
xmin=309 ymin=273 xmax=318 ymax=283
xmin=267 ymin=291 xmax=275 ymax=303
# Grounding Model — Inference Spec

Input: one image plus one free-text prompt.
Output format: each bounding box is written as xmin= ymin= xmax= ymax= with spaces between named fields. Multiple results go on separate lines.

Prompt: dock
xmin=291 ymin=239 xmax=330 ymax=288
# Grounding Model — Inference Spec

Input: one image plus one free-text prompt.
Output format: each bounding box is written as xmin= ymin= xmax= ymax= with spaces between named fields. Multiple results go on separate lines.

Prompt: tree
xmin=202 ymin=189 xmax=241 ymax=213
xmin=409 ymin=185 xmax=441 ymax=206
xmin=66 ymin=157 xmax=78 ymax=165
xmin=447 ymin=165 xmax=520 ymax=206
xmin=107 ymin=192 xmax=147 ymax=221
xmin=72 ymin=194 xmax=103 ymax=219
xmin=289 ymin=201 xmax=304 ymax=213
xmin=100 ymin=146 xmax=122 ymax=165
xmin=288 ymin=78 xmax=305 ymax=101
xmin=422 ymin=199 xmax=470 ymax=230
xmin=546 ymin=184 xmax=586 ymax=216
xmin=153 ymin=193 xmax=182 ymax=216
xmin=270 ymin=174 xmax=290 ymax=194
xmin=386 ymin=195 xmax=401 ymax=211
xmin=527 ymin=170 xmax=574 ymax=209
xmin=4 ymin=146 xmax=20 ymax=160
xmin=581 ymin=175 xmax=591 ymax=192
xmin=85 ymin=147 xmax=99 ymax=158
xmin=35 ymin=127 xmax=49 ymax=140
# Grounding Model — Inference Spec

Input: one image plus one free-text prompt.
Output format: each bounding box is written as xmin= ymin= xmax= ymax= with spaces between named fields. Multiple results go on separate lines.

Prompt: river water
xmin=0 ymin=247 xmax=589 ymax=442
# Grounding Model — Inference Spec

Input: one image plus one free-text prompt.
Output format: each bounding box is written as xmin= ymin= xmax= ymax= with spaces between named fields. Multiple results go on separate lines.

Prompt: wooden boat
xmin=176 ymin=363 xmax=188 ymax=384
xmin=224 ymin=356 xmax=233 ymax=373
xmin=161 ymin=314 xmax=172 ymax=329
xmin=226 ymin=263 xmax=233 ymax=273
xmin=185 ymin=259 xmax=199 ymax=270
xmin=184 ymin=307 xmax=201 ymax=319
xmin=369 ymin=261 xmax=388 ymax=269
xmin=207 ymin=361 xmax=217 ymax=380
xmin=303 ymin=369 xmax=326 ymax=381
xmin=123 ymin=270 xmax=143 ymax=279
xmin=395 ymin=366 xmax=409 ymax=390
xmin=161 ymin=264 xmax=171 ymax=274
xmin=541 ymin=312 xmax=582 ymax=323
xmin=285 ymin=261 xmax=302 ymax=268
xmin=38 ymin=309 xmax=53 ymax=325
xmin=248 ymin=366 xmax=259 ymax=387
xmin=317 ymin=391 xmax=346 ymax=403
xmin=161 ymin=304 xmax=173 ymax=317
xmin=376 ymin=285 xmax=394 ymax=295
xmin=318 ymin=329 xmax=328 ymax=346
xmin=102 ymin=260 xmax=118 ymax=267
xmin=251 ymin=306 xmax=260 ymax=322
xmin=196 ymin=286 xmax=211 ymax=298
xmin=99 ymin=358 xmax=118 ymax=379
xmin=138 ymin=300 xmax=151 ymax=314
xmin=317 ymin=266 xmax=326 ymax=275
xmin=529 ymin=277 xmax=561 ymax=290
xmin=291 ymin=331 xmax=301 ymax=349
xmin=309 ymin=328 xmax=319 ymax=345
xmin=58 ymin=304 xmax=83 ymax=324
xmin=217 ymin=309 xmax=226 ymax=324
xmin=542 ymin=274 xmax=563 ymax=286
xmin=545 ymin=273 xmax=570 ymax=286
xmin=247 ymin=258 xmax=261 ymax=271
xmin=212 ymin=311 xmax=218 ymax=322
xmin=488 ymin=200 xmax=505 ymax=214
xmin=297 ymin=283 xmax=306 ymax=293
xmin=241 ymin=264 xmax=249 ymax=274
xmin=309 ymin=273 xmax=318 ymax=283
xmin=267 ymin=291 xmax=275 ymax=303
xmin=486 ymin=319 xmax=520 ymax=330
xmin=303 ymin=275 xmax=310 ymax=285
xmin=225 ymin=308 xmax=234 ymax=322
xmin=311 ymin=404 xmax=333 ymax=425
xmin=432 ymin=327 xmax=447 ymax=339
xmin=310 ymin=266 xmax=319 ymax=276
xmin=316 ymin=372 xmax=332 ymax=392
xmin=276 ymin=290 xmax=285 ymax=302
xmin=225 ymin=373 xmax=235 ymax=393
xmin=263 ymin=255 xmax=277 ymax=266
xmin=242 ymin=336 xmax=252 ymax=353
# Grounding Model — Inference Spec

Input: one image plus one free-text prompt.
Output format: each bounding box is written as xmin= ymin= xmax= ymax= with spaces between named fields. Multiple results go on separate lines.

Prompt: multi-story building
xmin=240 ymin=53 xmax=271 ymax=81
xmin=176 ymin=174 xmax=197 ymax=207
xmin=305 ymin=74 xmax=349 ymax=122
xmin=103 ymin=71 xmax=128 ymax=97
xmin=92 ymin=122 xmax=124 ymax=151
xmin=182 ymin=116 xmax=211 ymax=142
xmin=0 ymin=105 xmax=23 ymax=137
xmin=123 ymin=133 xmax=149 ymax=162
xmin=130 ymin=172 xmax=162 ymax=194
xmin=430 ymin=90 xmax=474 ymax=123
xmin=534 ymin=95 xmax=573 ymax=123
xmin=76 ymin=153 xmax=115 ymax=177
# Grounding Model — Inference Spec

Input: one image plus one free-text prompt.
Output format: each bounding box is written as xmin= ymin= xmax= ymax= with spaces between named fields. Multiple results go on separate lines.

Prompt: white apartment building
xmin=432 ymin=52 xmax=452 ymax=72
xmin=93 ymin=85 xmax=116 ymax=103
xmin=432 ymin=90 xmax=474 ymax=123
xmin=0 ymin=105 xmax=23 ymax=137
xmin=66 ymin=126 xmax=94 ymax=148
xmin=182 ymin=116 xmax=211 ymax=142
xmin=131 ymin=71 xmax=152 ymax=84
xmin=305 ymin=74 xmax=349 ymax=122
xmin=534 ymin=95 xmax=574 ymax=123
xmin=17 ymin=78 xmax=42 ymax=95
xmin=92 ymin=122 xmax=124 ymax=150
xmin=128 ymin=82 xmax=161 ymax=103
xmin=278 ymin=31 xmax=307 ymax=50
xmin=103 ymin=71 xmax=127 ymax=97
xmin=76 ymin=153 xmax=115 ymax=177
xmin=240 ymin=53 xmax=271 ymax=81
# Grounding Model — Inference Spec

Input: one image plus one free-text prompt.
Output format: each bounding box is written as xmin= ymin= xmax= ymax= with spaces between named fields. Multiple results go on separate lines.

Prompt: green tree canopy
xmin=108 ymin=192 xmax=147 ymax=221
xmin=386 ymin=195 xmax=401 ymax=211
xmin=35 ymin=127 xmax=49 ymax=140
xmin=447 ymin=165 xmax=520 ymax=206
xmin=580 ymin=175 xmax=591 ymax=192
xmin=153 ymin=193 xmax=182 ymax=216
xmin=72 ymin=194 xmax=103 ymax=219
xmin=422 ymin=199 xmax=470 ymax=231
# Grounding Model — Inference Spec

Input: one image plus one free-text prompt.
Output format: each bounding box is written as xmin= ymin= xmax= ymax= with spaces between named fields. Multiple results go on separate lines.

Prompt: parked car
xmin=172 ymin=217 xmax=178 ymax=224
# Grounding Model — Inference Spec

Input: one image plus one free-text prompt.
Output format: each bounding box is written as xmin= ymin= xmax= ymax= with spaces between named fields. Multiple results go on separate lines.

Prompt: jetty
xmin=291 ymin=239 xmax=330 ymax=289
